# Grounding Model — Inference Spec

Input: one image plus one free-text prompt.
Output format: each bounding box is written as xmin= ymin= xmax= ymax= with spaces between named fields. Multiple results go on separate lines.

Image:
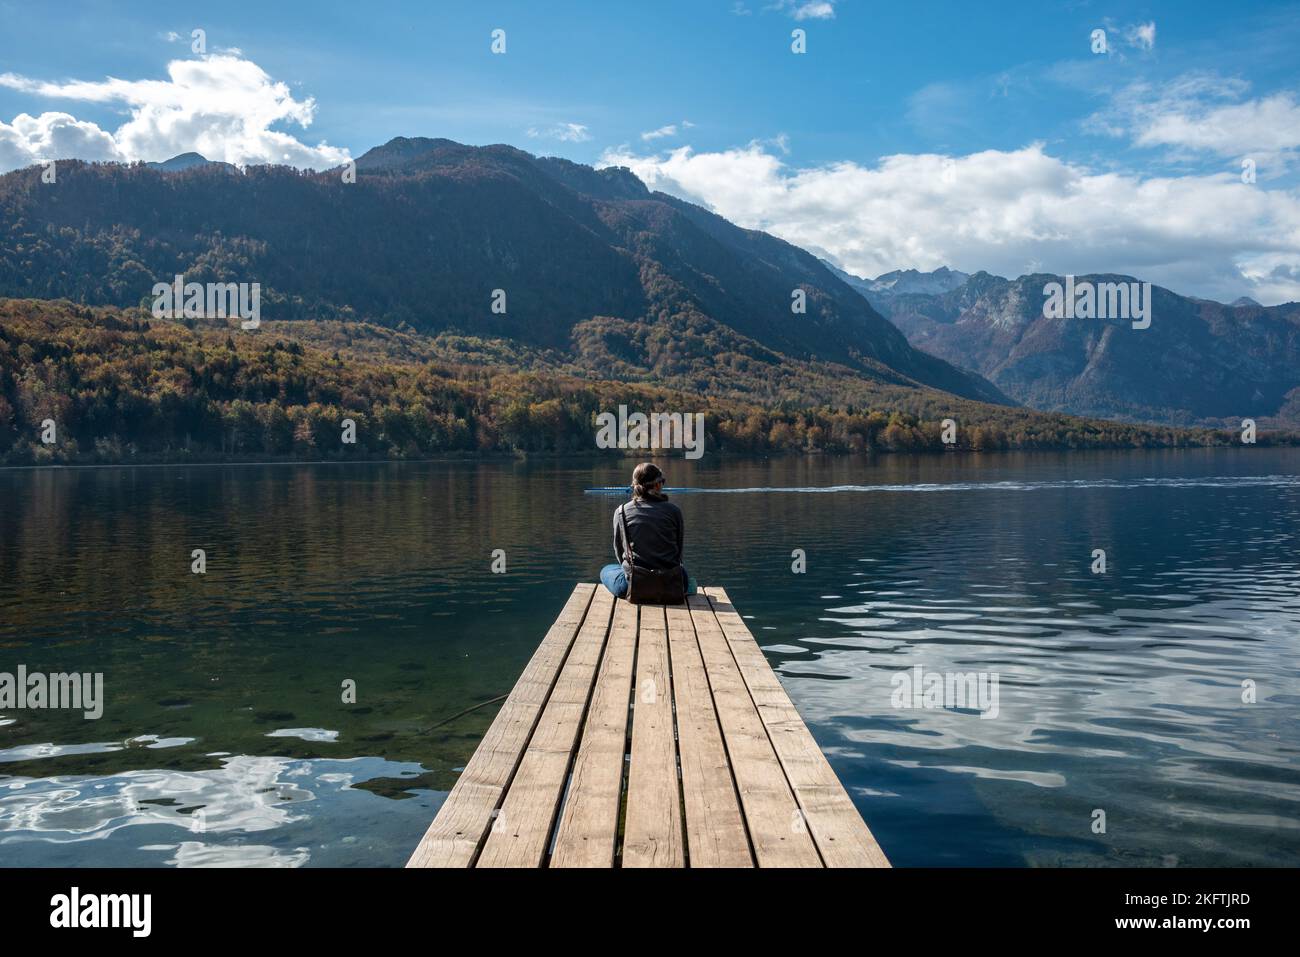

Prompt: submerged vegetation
xmin=0 ymin=298 xmax=1288 ymax=465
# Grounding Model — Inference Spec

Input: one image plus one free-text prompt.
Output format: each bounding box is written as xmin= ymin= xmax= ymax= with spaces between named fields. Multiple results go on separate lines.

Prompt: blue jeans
xmin=600 ymin=563 xmax=696 ymax=598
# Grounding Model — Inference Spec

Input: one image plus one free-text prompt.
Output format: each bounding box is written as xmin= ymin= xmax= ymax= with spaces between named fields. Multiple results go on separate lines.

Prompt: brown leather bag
xmin=618 ymin=503 xmax=687 ymax=605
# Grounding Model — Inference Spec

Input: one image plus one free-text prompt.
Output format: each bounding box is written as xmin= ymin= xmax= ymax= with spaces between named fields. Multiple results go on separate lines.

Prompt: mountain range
xmin=0 ymin=137 xmax=1004 ymax=408
xmin=0 ymin=137 xmax=1294 ymax=463
xmin=832 ymin=265 xmax=1300 ymax=427
xmin=825 ymin=263 xmax=970 ymax=303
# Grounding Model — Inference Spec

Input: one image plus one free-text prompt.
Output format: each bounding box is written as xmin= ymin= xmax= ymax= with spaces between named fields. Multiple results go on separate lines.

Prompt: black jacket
xmin=612 ymin=495 xmax=684 ymax=571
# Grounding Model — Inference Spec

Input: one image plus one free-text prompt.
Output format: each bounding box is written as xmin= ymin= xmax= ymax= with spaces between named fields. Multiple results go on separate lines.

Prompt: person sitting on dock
xmin=600 ymin=462 xmax=696 ymax=603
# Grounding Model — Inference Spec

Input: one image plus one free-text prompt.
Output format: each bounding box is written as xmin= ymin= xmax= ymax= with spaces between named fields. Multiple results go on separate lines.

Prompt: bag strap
xmin=618 ymin=502 xmax=637 ymax=565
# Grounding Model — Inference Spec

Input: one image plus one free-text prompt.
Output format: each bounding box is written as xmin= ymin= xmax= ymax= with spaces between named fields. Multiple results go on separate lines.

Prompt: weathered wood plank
xmin=687 ymin=594 xmax=822 ymax=868
xmin=476 ymin=587 xmax=615 ymax=867
xmin=411 ymin=582 xmax=889 ymax=869
xmin=406 ymin=583 xmax=596 ymax=868
xmin=665 ymin=604 xmax=753 ymax=867
xmin=623 ymin=604 xmax=686 ymax=867
xmin=550 ymin=598 xmax=638 ymax=867
xmin=704 ymin=587 xmax=890 ymax=868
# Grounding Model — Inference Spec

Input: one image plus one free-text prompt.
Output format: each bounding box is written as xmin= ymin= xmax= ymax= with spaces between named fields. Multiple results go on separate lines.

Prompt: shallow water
xmin=1 ymin=448 xmax=1298 ymax=866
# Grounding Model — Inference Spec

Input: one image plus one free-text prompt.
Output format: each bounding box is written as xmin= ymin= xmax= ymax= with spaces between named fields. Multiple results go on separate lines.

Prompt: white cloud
xmin=780 ymin=1 xmax=837 ymax=20
xmin=1140 ymin=92 xmax=1300 ymax=156
xmin=1091 ymin=72 xmax=1300 ymax=168
xmin=0 ymin=54 xmax=349 ymax=171
xmin=0 ymin=112 xmax=125 ymax=169
xmin=1096 ymin=19 xmax=1157 ymax=55
xmin=641 ymin=120 xmax=693 ymax=142
xmin=526 ymin=122 xmax=591 ymax=143
xmin=598 ymin=139 xmax=1300 ymax=305
xmin=642 ymin=124 xmax=678 ymax=141
xmin=1126 ymin=21 xmax=1156 ymax=50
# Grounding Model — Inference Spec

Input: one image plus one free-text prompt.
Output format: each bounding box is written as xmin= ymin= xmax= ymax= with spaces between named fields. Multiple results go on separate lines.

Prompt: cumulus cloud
xmin=0 ymin=54 xmax=349 ymax=172
xmin=1141 ymin=92 xmax=1300 ymax=156
xmin=598 ymin=139 xmax=1300 ymax=305
xmin=0 ymin=112 xmax=125 ymax=170
xmin=1092 ymin=73 xmax=1300 ymax=169
xmin=526 ymin=122 xmax=591 ymax=143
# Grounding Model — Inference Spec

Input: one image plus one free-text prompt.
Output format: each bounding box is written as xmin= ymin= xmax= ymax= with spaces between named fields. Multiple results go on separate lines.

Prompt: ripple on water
xmin=3 ymin=453 xmax=1299 ymax=866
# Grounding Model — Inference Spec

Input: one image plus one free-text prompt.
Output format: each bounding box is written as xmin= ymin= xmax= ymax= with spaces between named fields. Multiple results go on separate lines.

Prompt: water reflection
xmin=1 ymin=755 xmax=437 ymax=867
xmin=1 ymin=449 xmax=1298 ymax=866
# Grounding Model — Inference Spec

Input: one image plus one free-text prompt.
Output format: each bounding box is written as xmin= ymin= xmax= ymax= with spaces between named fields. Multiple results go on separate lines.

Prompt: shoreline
xmin=1 ymin=443 xmax=1293 ymax=473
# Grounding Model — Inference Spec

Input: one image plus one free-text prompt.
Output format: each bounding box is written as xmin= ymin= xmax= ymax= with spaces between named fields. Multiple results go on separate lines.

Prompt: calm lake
xmin=2 ymin=449 xmax=1298 ymax=867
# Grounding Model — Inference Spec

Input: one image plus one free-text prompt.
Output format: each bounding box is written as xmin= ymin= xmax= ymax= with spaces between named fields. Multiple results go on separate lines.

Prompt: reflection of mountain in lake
xmin=2 ymin=450 xmax=1299 ymax=866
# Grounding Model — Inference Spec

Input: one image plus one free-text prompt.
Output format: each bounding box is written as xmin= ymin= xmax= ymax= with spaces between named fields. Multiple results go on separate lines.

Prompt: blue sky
xmin=2 ymin=0 xmax=1299 ymax=301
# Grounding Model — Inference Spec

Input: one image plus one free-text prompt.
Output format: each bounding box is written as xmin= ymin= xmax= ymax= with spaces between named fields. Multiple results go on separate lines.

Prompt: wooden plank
xmin=622 ymin=604 xmax=686 ymax=867
xmin=687 ymin=594 xmax=822 ymax=868
xmin=407 ymin=583 xmax=596 ymax=868
xmin=550 ymin=598 xmax=638 ymax=867
xmin=704 ymin=587 xmax=890 ymax=868
xmin=665 ymin=604 xmax=753 ymax=867
xmin=476 ymin=587 xmax=615 ymax=867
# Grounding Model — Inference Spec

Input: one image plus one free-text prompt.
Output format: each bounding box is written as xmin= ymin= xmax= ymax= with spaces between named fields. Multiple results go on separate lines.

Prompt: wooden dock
xmin=406 ymin=584 xmax=890 ymax=868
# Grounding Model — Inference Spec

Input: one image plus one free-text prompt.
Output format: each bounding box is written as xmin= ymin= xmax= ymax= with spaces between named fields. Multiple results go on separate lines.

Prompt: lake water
xmin=2 ymin=449 xmax=1298 ymax=867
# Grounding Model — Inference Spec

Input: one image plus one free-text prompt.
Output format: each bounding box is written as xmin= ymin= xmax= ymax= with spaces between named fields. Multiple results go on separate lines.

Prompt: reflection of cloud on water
xmin=0 ymin=735 xmax=196 ymax=763
xmin=0 ymin=755 xmax=312 ymax=842
xmin=0 ymin=754 xmax=435 ymax=867
xmin=1 ymin=741 xmax=126 ymax=763
xmin=888 ymin=759 xmax=1066 ymax=789
xmin=143 ymin=841 xmax=311 ymax=868
xmin=265 ymin=727 xmax=339 ymax=743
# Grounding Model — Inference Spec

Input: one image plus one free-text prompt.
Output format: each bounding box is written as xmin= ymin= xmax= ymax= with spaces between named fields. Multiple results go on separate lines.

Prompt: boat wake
xmin=584 ymin=474 xmax=1300 ymax=494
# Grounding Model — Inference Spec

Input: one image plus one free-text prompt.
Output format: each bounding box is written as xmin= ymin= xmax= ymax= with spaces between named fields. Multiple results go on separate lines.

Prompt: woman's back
xmin=614 ymin=496 xmax=683 ymax=571
xmin=600 ymin=462 xmax=694 ymax=602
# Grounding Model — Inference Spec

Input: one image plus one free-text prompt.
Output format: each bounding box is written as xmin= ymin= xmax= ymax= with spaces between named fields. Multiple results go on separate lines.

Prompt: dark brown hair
xmin=631 ymin=462 xmax=664 ymax=499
